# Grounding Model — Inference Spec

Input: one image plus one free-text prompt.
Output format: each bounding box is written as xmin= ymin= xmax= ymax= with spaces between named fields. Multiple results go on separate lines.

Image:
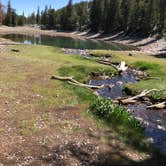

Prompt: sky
xmin=1 ymin=0 xmax=86 ymax=16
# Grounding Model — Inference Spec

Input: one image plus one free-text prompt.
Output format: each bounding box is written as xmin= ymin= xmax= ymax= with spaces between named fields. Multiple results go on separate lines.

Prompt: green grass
xmin=133 ymin=61 xmax=160 ymax=71
xmin=90 ymin=97 xmax=146 ymax=147
xmin=19 ymin=119 xmax=38 ymax=136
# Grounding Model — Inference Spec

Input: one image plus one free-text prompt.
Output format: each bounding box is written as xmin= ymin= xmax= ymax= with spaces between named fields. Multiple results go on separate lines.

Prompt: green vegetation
xmin=91 ymin=50 xmax=166 ymax=93
xmin=19 ymin=119 xmax=38 ymax=136
xmin=90 ymin=97 xmax=145 ymax=146
xmin=133 ymin=61 xmax=160 ymax=71
xmin=1 ymin=1 xmax=26 ymax=26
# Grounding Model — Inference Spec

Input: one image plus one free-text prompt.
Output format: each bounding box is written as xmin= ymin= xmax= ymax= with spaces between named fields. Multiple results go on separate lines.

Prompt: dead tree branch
xmin=117 ymin=89 xmax=163 ymax=104
xmin=147 ymin=102 xmax=166 ymax=109
xmin=51 ymin=75 xmax=104 ymax=89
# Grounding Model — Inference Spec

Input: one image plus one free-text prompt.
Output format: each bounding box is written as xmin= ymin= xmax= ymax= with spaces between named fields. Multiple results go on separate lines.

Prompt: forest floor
xmin=0 ymin=26 xmax=166 ymax=55
xmin=0 ymin=42 xmax=166 ymax=165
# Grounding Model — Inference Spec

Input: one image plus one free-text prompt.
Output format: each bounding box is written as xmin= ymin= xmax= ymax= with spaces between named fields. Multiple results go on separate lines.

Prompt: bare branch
xmin=51 ymin=75 xmax=104 ymax=89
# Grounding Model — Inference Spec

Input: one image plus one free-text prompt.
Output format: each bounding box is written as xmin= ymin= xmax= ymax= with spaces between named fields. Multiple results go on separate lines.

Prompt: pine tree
xmin=36 ymin=7 xmax=40 ymax=25
xmin=17 ymin=12 xmax=25 ymax=26
xmin=90 ymin=0 xmax=104 ymax=32
xmin=104 ymin=0 xmax=119 ymax=33
xmin=120 ymin=0 xmax=130 ymax=32
xmin=48 ymin=8 xmax=55 ymax=29
xmin=75 ymin=2 xmax=89 ymax=31
xmin=0 ymin=2 xmax=4 ymax=24
xmin=41 ymin=6 xmax=48 ymax=25
xmin=158 ymin=0 xmax=166 ymax=35
xmin=4 ymin=0 xmax=12 ymax=26
xmin=61 ymin=0 xmax=77 ymax=31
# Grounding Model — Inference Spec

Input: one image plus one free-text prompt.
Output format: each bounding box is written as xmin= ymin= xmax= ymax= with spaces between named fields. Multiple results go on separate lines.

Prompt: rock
xmin=90 ymin=72 xmax=100 ymax=77
xmin=128 ymin=53 xmax=133 ymax=56
xmin=108 ymin=84 xmax=115 ymax=89
xmin=104 ymin=54 xmax=111 ymax=58
xmin=147 ymin=138 xmax=154 ymax=143
xmin=116 ymin=81 xmax=123 ymax=86
xmin=11 ymin=49 xmax=20 ymax=52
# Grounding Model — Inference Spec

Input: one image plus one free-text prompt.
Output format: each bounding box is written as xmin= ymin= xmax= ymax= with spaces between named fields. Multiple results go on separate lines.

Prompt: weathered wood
xmin=96 ymin=59 xmax=128 ymax=72
xmin=147 ymin=102 xmax=166 ymax=109
xmin=51 ymin=75 xmax=104 ymax=89
xmin=117 ymin=61 xmax=128 ymax=72
xmin=117 ymin=89 xmax=163 ymax=104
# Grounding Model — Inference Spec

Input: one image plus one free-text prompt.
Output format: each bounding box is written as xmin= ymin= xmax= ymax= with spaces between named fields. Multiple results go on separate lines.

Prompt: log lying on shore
xmin=116 ymin=89 xmax=163 ymax=104
xmin=96 ymin=59 xmax=148 ymax=79
xmin=96 ymin=59 xmax=128 ymax=73
xmin=147 ymin=102 xmax=166 ymax=109
xmin=51 ymin=75 xmax=104 ymax=89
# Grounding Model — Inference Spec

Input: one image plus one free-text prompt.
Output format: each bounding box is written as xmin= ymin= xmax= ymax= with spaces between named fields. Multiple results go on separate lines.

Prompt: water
xmin=128 ymin=105 xmax=166 ymax=152
xmin=1 ymin=34 xmax=136 ymax=50
xmin=90 ymin=72 xmax=166 ymax=152
xmin=90 ymin=71 xmax=136 ymax=99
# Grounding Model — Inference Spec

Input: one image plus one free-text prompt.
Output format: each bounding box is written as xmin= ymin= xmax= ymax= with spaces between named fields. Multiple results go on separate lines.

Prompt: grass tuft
xmin=133 ymin=61 xmax=160 ymax=71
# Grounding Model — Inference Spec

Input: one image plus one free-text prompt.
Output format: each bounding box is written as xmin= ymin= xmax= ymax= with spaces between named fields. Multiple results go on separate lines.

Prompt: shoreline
xmin=0 ymin=26 xmax=165 ymax=55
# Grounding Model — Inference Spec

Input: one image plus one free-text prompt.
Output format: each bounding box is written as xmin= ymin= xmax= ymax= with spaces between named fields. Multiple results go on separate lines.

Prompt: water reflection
xmin=2 ymin=34 xmax=136 ymax=50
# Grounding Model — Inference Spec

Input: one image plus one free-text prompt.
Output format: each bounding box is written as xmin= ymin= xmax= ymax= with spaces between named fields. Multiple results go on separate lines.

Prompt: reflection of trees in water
xmin=2 ymin=34 xmax=135 ymax=50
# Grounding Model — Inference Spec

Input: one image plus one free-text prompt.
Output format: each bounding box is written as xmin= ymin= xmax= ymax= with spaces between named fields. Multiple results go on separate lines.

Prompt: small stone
xmin=147 ymin=138 xmax=154 ymax=143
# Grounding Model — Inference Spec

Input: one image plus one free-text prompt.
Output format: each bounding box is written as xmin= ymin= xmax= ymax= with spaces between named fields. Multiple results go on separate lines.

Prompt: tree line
xmin=90 ymin=0 xmax=166 ymax=36
xmin=0 ymin=0 xmax=166 ymax=36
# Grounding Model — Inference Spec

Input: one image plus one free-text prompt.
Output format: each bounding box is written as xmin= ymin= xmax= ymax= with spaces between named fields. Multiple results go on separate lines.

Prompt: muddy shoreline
xmin=0 ymin=26 xmax=165 ymax=54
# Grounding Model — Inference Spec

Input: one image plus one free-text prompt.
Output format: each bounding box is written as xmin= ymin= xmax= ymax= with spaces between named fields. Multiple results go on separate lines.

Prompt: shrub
xmin=90 ymin=97 xmax=145 ymax=145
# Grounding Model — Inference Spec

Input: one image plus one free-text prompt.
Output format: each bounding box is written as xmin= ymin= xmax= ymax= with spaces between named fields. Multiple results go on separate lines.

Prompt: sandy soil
xmin=0 ymin=26 xmax=82 ymax=39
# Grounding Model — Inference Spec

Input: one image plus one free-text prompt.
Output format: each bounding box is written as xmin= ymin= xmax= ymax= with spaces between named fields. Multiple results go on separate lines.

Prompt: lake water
xmin=2 ymin=34 xmax=136 ymax=50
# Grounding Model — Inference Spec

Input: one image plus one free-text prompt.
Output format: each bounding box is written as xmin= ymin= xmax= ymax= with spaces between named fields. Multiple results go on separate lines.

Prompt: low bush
xmin=90 ymin=97 xmax=145 ymax=146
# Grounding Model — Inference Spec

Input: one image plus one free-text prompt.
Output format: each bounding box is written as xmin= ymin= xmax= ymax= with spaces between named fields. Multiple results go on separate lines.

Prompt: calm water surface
xmin=2 ymin=34 xmax=136 ymax=50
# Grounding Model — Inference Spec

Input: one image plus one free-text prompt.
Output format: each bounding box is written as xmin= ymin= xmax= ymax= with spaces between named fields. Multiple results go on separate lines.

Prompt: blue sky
xmin=1 ymin=0 xmax=86 ymax=16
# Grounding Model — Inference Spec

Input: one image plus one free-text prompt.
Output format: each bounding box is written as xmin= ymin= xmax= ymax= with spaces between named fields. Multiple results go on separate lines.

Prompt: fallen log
xmin=147 ymin=102 xmax=166 ymax=109
xmin=96 ymin=59 xmax=128 ymax=73
xmin=51 ymin=75 xmax=104 ymax=89
xmin=117 ymin=89 xmax=163 ymax=104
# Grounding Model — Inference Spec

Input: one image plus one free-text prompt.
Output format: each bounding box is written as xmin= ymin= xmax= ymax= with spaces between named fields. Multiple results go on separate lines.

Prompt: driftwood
xmin=147 ymin=102 xmax=166 ymax=109
xmin=96 ymin=59 xmax=128 ymax=73
xmin=117 ymin=89 xmax=163 ymax=104
xmin=51 ymin=75 xmax=104 ymax=89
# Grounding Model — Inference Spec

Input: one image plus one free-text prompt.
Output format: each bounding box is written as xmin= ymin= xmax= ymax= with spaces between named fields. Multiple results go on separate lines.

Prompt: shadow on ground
xmin=38 ymin=141 xmax=166 ymax=166
xmin=153 ymin=52 xmax=166 ymax=58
